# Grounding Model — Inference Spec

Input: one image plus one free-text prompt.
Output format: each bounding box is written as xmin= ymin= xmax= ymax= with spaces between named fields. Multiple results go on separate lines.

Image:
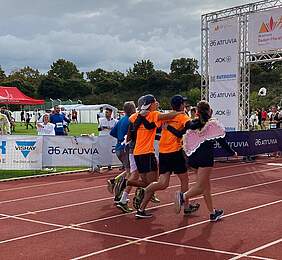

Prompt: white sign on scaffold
xmin=249 ymin=7 xmax=282 ymax=53
xmin=209 ymin=17 xmax=239 ymax=131
xmin=0 ymin=136 xmax=43 ymax=170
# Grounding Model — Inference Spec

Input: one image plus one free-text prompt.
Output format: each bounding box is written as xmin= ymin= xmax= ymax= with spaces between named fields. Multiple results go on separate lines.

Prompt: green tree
xmin=48 ymin=59 xmax=83 ymax=80
xmin=8 ymin=66 xmax=42 ymax=89
xmin=127 ymin=59 xmax=155 ymax=79
xmin=0 ymin=66 xmax=6 ymax=82
xmin=38 ymin=76 xmax=64 ymax=99
xmin=170 ymin=58 xmax=199 ymax=79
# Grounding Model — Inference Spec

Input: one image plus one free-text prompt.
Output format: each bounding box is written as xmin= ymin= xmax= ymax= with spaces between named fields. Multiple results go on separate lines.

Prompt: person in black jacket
xmin=167 ymin=100 xmax=237 ymax=222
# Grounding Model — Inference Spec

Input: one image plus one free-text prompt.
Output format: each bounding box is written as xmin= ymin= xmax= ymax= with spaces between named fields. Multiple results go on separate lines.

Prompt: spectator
xmin=98 ymin=108 xmax=118 ymax=136
xmin=190 ymin=107 xmax=197 ymax=119
xmin=61 ymin=107 xmax=70 ymax=134
xmin=269 ymin=105 xmax=281 ymax=129
xmin=97 ymin=107 xmax=105 ymax=123
xmin=72 ymin=109 xmax=78 ymax=123
xmin=50 ymin=105 xmax=70 ymax=135
xmin=20 ymin=110 xmax=25 ymax=125
xmin=36 ymin=113 xmax=55 ymax=136
xmin=25 ymin=113 xmax=34 ymax=129
xmin=0 ymin=111 xmax=11 ymax=135
xmin=261 ymin=107 xmax=267 ymax=129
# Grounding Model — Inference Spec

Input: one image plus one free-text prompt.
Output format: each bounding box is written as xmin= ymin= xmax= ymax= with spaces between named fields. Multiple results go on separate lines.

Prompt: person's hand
xmin=140 ymin=110 xmax=149 ymax=117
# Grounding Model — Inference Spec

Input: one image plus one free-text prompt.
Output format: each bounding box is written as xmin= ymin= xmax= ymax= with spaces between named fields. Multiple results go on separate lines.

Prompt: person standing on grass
xmin=36 ymin=113 xmax=55 ymax=136
xmin=170 ymin=101 xmax=237 ymax=222
xmin=136 ymin=95 xmax=200 ymax=218
xmin=98 ymin=108 xmax=118 ymax=136
xmin=25 ymin=112 xmax=34 ymax=129
xmin=50 ymin=105 xmax=70 ymax=136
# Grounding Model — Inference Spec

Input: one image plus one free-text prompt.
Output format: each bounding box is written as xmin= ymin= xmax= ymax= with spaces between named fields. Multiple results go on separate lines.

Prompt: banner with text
xmin=209 ymin=17 xmax=239 ymax=131
xmin=249 ymin=7 xmax=282 ymax=53
xmin=0 ymin=136 xmax=43 ymax=170
xmin=42 ymin=135 xmax=120 ymax=167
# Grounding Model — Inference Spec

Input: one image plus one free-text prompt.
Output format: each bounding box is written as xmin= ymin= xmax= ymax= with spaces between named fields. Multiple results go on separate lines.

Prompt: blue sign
xmin=15 ymin=141 xmax=36 ymax=158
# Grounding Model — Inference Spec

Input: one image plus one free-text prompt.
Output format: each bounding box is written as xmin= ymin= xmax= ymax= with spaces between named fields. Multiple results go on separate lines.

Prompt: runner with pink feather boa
xmin=166 ymin=100 xmax=237 ymax=222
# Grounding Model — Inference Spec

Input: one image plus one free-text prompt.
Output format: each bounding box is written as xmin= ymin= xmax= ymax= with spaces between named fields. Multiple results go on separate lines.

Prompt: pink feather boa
xmin=183 ymin=118 xmax=225 ymax=156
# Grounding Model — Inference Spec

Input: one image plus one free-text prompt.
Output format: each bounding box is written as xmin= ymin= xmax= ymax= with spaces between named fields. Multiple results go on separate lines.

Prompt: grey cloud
xmin=0 ymin=0 xmax=248 ymax=74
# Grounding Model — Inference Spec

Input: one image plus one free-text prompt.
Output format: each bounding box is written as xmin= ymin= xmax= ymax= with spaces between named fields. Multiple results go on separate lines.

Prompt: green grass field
xmin=13 ymin=122 xmax=99 ymax=136
xmin=0 ymin=123 xmax=99 ymax=179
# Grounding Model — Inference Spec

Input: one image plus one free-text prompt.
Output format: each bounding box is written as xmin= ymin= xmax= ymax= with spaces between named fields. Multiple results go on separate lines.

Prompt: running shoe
xmin=133 ymin=188 xmax=145 ymax=210
xmin=113 ymin=195 xmax=121 ymax=204
xmin=107 ymin=179 xmax=115 ymax=194
xmin=210 ymin=209 xmax=224 ymax=222
xmin=135 ymin=209 xmax=153 ymax=219
xmin=175 ymin=191 xmax=184 ymax=214
xmin=184 ymin=203 xmax=200 ymax=216
xmin=117 ymin=202 xmax=133 ymax=213
xmin=150 ymin=193 xmax=160 ymax=203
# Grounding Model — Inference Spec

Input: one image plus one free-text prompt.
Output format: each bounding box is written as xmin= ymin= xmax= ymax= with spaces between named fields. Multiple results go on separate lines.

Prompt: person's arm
xmin=110 ymin=122 xmax=118 ymax=138
xmin=217 ymin=137 xmax=237 ymax=156
xmin=166 ymin=120 xmax=201 ymax=138
xmin=157 ymin=111 xmax=184 ymax=121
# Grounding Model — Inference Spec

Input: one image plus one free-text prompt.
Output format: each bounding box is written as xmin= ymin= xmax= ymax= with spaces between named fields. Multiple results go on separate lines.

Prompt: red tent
xmin=0 ymin=86 xmax=44 ymax=105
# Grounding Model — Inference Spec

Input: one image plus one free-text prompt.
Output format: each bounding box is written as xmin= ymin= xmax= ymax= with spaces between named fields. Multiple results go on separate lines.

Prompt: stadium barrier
xmin=0 ymin=129 xmax=281 ymax=170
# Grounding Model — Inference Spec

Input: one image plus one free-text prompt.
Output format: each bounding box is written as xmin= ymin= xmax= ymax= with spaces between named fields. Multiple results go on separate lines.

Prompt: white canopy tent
xmin=60 ymin=104 xmax=118 ymax=123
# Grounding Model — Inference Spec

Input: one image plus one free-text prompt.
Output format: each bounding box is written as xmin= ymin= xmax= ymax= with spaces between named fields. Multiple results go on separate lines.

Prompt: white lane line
xmin=0 ymin=227 xmax=67 ymax=245
xmin=0 ymin=161 xmax=258 ymax=193
xmin=0 ymin=165 xmax=281 ymax=206
xmin=229 ymin=238 xmax=282 ymax=260
xmin=71 ymin=199 xmax=282 ymax=259
xmin=0 ymin=176 xmax=97 ymax=192
xmin=0 ymin=167 xmax=281 ymax=222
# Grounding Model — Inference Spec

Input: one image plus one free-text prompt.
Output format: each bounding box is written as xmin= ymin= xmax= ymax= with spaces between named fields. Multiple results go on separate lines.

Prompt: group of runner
xmin=107 ymin=94 xmax=237 ymax=221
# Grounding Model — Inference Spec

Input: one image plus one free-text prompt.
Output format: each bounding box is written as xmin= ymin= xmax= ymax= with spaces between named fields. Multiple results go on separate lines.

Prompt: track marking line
xmin=0 ymin=165 xmax=281 ymax=206
xmin=229 ymin=238 xmax=282 ymax=259
xmin=70 ymin=199 xmax=282 ymax=259
xmin=0 ymin=167 xmax=281 ymax=222
xmin=0 ymin=161 xmax=259 ymax=193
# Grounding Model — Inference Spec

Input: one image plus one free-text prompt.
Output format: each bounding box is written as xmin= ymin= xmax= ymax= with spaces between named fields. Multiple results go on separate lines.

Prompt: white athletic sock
xmin=120 ymin=192 xmax=129 ymax=204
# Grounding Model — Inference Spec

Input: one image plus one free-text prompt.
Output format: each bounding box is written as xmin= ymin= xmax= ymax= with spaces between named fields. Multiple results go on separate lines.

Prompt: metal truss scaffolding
xmin=201 ymin=0 xmax=282 ymax=130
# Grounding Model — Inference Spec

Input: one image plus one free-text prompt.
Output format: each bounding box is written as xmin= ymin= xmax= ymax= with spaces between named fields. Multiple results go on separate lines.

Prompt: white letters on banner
xmin=209 ymin=17 xmax=239 ymax=131
xmin=0 ymin=136 xmax=43 ymax=170
xmin=249 ymin=8 xmax=282 ymax=53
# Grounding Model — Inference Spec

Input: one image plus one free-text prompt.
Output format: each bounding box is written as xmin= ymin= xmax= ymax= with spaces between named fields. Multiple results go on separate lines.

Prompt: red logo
xmin=259 ymin=16 xmax=282 ymax=33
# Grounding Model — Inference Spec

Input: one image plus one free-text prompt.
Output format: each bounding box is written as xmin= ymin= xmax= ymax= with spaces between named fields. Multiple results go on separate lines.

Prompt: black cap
xmin=171 ymin=95 xmax=187 ymax=110
xmin=141 ymin=94 xmax=156 ymax=110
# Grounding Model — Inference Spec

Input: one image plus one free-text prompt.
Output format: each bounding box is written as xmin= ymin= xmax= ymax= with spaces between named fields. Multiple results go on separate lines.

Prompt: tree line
xmin=0 ymin=58 xmax=281 ymax=109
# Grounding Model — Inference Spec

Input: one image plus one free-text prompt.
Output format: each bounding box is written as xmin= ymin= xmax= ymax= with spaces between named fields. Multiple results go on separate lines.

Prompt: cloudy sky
xmin=0 ymin=0 xmax=249 ymax=74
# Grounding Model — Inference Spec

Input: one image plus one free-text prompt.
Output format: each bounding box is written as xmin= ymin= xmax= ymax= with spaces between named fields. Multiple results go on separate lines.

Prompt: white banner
xmin=0 ymin=136 xmax=43 ymax=170
xmin=209 ymin=17 xmax=239 ymax=131
xmin=42 ymin=135 xmax=120 ymax=167
xmin=249 ymin=8 xmax=282 ymax=53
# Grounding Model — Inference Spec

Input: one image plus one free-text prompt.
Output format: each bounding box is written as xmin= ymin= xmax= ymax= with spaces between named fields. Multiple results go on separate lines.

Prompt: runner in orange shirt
xmin=136 ymin=95 xmax=200 ymax=218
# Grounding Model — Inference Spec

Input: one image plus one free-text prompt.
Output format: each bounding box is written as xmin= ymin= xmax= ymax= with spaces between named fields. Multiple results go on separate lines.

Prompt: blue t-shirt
xmin=50 ymin=113 xmax=69 ymax=135
xmin=110 ymin=115 xmax=130 ymax=151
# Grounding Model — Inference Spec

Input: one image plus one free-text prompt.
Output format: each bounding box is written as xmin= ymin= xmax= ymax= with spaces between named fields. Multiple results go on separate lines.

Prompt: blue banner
xmin=214 ymin=129 xmax=281 ymax=157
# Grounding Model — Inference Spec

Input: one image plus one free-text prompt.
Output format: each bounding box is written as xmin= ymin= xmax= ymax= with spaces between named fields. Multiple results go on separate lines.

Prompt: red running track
xmin=0 ymin=157 xmax=281 ymax=260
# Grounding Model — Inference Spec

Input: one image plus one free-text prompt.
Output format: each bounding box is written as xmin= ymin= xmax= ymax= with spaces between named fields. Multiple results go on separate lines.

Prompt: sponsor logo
xmin=209 ymin=92 xmax=236 ymax=98
xmin=259 ymin=16 xmax=282 ymax=33
xmin=215 ymin=56 xmax=231 ymax=63
xmin=214 ymin=109 xmax=232 ymax=116
xmin=209 ymin=38 xmax=237 ymax=47
xmin=213 ymin=23 xmax=233 ymax=32
xmin=15 ymin=141 xmax=36 ymax=158
xmin=210 ymin=73 xmax=236 ymax=82
xmin=0 ymin=141 xmax=7 ymax=163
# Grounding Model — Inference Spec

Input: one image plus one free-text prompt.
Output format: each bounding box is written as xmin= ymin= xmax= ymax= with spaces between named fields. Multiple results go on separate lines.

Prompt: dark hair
xmin=105 ymin=107 xmax=113 ymax=113
xmin=197 ymin=100 xmax=211 ymax=125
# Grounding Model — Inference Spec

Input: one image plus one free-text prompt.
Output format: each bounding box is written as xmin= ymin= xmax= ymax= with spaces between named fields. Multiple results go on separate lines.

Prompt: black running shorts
xmin=134 ymin=153 xmax=158 ymax=174
xmin=159 ymin=149 xmax=187 ymax=175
